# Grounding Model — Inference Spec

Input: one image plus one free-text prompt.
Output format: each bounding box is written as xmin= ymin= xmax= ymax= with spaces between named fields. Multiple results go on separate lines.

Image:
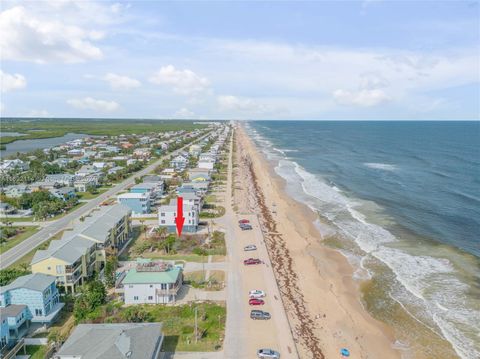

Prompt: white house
xmin=122 ymin=259 xmax=183 ymax=304
xmin=74 ymin=176 xmax=99 ymax=192
xmin=198 ymin=159 xmax=215 ymax=170
xmin=0 ymin=160 xmax=29 ymax=173
xmin=170 ymin=155 xmax=189 ymax=170
xmin=157 ymin=200 xmax=199 ymax=233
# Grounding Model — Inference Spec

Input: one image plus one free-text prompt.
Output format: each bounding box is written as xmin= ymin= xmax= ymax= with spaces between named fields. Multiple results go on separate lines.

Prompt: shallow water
xmin=246 ymin=121 xmax=480 ymax=359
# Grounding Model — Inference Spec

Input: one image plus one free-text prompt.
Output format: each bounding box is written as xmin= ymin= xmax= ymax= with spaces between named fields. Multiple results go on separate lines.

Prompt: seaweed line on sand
xmin=242 ymin=153 xmax=325 ymax=359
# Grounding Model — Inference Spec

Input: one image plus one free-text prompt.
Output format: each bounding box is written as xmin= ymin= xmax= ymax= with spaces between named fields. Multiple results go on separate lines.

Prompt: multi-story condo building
xmin=30 ymin=204 xmax=131 ymax=293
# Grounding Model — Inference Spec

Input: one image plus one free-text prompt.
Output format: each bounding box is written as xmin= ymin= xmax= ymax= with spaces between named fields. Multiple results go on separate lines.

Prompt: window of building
xmin=160 ymin=213 xmax=165 ymax=217
xmin=134 ymin=296 xmax=139 ymax=301
xmin=149 ymin=285 xmax=153 ymax=288
xmin=148 ymin=296 xmax=153 ymax=300
xmin=56 ymin=265 xmax=64 ymax=274
xmin=161 ymin=220 xmax=165 ymax=224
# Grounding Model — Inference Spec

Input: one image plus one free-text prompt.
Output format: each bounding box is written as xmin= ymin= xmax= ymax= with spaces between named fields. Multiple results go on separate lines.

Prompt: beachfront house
xmin=122 ymin=259 xmax=183 ymax=304
xmin=54 ymin=323 xmax=164 ymax=359
xmin=198 ymin=159 xmax=215 ymax=170
xmin=157 ymin=200 xmax=199 ymax=233
xmin=0 ymin=273 xmax=64 ymax=326
xmin=187 ymin=168 xmax=211 ymax=182
xmin=117 ymin=192 xmax=151 ymax=215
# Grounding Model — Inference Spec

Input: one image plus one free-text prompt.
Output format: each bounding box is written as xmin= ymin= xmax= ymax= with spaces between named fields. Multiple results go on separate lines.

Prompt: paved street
xmin=0 ymin=132 xmax=212 ymax=269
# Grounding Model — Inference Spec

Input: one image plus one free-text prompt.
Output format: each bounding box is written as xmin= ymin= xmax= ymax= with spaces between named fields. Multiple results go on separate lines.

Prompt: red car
xmin=244 ymin=258 xmax=262 ymax=265
xmin=249 ymin=298 xmax=265 ymax=306
xmin=238 ymin=219 xmax=250 ymax=224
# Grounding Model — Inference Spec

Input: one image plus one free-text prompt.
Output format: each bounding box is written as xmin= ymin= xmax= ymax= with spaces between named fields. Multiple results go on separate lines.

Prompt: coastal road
xmin=221 ymin=129 xmax=298 ymax=358
xmin=0 ymin=131 xmax=212 ymax=269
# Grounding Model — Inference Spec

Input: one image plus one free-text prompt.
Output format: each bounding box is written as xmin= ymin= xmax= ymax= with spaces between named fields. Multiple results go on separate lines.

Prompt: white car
xmin=257 ymin=348 xmax=280 ymax=358
xmin=249 ymin=289 xmax=266 ymax=298
xmin=244 ymin=244 xmax=257 ymax=251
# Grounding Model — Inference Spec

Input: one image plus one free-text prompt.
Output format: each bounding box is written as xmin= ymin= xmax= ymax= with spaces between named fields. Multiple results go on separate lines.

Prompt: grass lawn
xmin=140 ymin=253 xmax=214 ymax=263
xmin=7 ymin=230 xmax=65 ymax=268
xmin=49 ymin=202 xmax=87 ymax=221
xmin=88 ymin=301 xmax=226 ymax=352
xmin=76 ymin=187 xmax=109 ymax=200
xmin=25 ymin=345 xmax=48 ymax=359
xmin=184 ymin=270 xmax=225 ymax=291
xmin=0 ymin=216 xmax=35 ymax=223
xmin=0 ymin=226 xmax=39 ymax=254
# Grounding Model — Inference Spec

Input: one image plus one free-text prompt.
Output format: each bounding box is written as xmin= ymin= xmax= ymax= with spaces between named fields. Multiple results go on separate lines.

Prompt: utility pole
xmin=194 ymin=306 xmax=198 ymax=343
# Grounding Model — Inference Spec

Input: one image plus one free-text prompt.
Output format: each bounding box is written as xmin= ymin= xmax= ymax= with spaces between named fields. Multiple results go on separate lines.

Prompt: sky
xmin=0 ymin=0 xmax=479 ymax=120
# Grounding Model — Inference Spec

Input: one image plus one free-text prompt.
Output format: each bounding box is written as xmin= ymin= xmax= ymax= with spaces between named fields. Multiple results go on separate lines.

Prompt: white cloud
xmin=27 ymin=109 xmax=49 ymax=117
xmin=333 ymin=89 xmax=390 ymax=107
xmin=174 ymin=108 xmax=195 ymax=118
xmin=0 ymin=5 xmax=103 ymax=63
xmin=0 ymin=70 xmax=27 ymax=93
xmin=103 ymin=73 xmax=141 ymax=90
xmin=67 ymin=97 xmax=119 ymax=112
xmin=149 ymin=65 xmax=210 ymax=95
xmin=217 ymin=95 xmax=287 ymax=117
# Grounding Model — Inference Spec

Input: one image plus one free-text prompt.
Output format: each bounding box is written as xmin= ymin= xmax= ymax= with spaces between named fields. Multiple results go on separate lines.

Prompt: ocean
xmin=246 ymin=121 xmax=480 ymax=359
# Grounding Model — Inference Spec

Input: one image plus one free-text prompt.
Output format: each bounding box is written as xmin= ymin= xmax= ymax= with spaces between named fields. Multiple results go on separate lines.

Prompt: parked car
xmin=239 ymin=219 xmax=250 ymax=224
xmin=257 ymin=349 xmax=280 ymax=358
xmin=251 ymin=310 xmax=271 ymax=320
xmin=249 ymin=289 xmax=266 ymax=298
xmin=244 ymin=244 xmax=257 ymax=251
xmin=244 ymin=258 xmax=262 ymax=265
xmin=240 ymin=224 xmax=253 ymax=231
xmin=249 ymin=298 xmax=265 ymax=306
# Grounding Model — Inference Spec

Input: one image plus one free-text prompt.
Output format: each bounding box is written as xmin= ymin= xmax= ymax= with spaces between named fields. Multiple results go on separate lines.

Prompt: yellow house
xmin=31 ymin=235 xmax=97 ymax=294
xmin=31 ymin=204 xmax=131 ymax=293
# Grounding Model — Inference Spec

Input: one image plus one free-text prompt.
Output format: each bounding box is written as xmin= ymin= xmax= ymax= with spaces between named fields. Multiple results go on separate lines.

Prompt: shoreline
xmin=235 ymin=124 xmax=401 ymax=358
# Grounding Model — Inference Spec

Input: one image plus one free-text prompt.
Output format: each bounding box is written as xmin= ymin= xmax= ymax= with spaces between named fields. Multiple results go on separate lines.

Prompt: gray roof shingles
xmin=56 ymin=323 xmax=163 ymax=359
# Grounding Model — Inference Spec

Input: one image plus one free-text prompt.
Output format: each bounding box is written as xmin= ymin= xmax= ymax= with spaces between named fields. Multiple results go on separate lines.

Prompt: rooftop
xmin=123 ymin=262 xmax=182 ymax=285
xmin=0 ymin=304 xmax=27 ymax=320
xmin=0 ymin=273 xmax=55 ymax=294
xmin=55 ymin=323 xmax=163 ymax=359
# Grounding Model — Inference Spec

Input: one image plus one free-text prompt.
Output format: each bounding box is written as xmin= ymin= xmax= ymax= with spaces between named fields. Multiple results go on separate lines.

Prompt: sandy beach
xmin=233 ymin=124 xmax=401 ymax=359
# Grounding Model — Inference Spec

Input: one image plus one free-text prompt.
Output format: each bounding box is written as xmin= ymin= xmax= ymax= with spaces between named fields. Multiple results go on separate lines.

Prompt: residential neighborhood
xmin=0 ymin=123 xmax=238 ymax=359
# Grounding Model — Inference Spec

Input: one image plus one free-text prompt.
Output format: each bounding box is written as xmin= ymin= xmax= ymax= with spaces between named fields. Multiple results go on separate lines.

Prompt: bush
xmin=192 ymin=247 xmax=208 ymax=256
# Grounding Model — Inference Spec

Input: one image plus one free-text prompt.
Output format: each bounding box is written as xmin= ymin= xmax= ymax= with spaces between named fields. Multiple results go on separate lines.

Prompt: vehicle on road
xmin=257 ymin=348 xmax=280 ymax=358
xmin=250 ymin=310 xmax=271 ymax=320
xmin=244 ymin=244 xmax=257 ymax=251
xmin=249 ymin=289 xmax=266 ymax=298
xmin=240 ymin=224 xmax=253 ymax=230
xmin=244 ymin=258 xmax=262 ymax=265
xmin=239 ymin=219 xmax=250 ymax=224
xmin=249 ymin=298 xmax=265 ymax=306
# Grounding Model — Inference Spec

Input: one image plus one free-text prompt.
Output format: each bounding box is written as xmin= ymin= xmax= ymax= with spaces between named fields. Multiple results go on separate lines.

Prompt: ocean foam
xmin=249 ymin=124 xmax=480 ymax=359
xmin=364 ymin=162 xmax=398 ymax=171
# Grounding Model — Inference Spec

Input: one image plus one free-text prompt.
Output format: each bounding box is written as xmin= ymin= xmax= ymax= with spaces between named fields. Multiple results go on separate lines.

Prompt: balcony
xmin=155 ymin=282 xmax=181 ymax=296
